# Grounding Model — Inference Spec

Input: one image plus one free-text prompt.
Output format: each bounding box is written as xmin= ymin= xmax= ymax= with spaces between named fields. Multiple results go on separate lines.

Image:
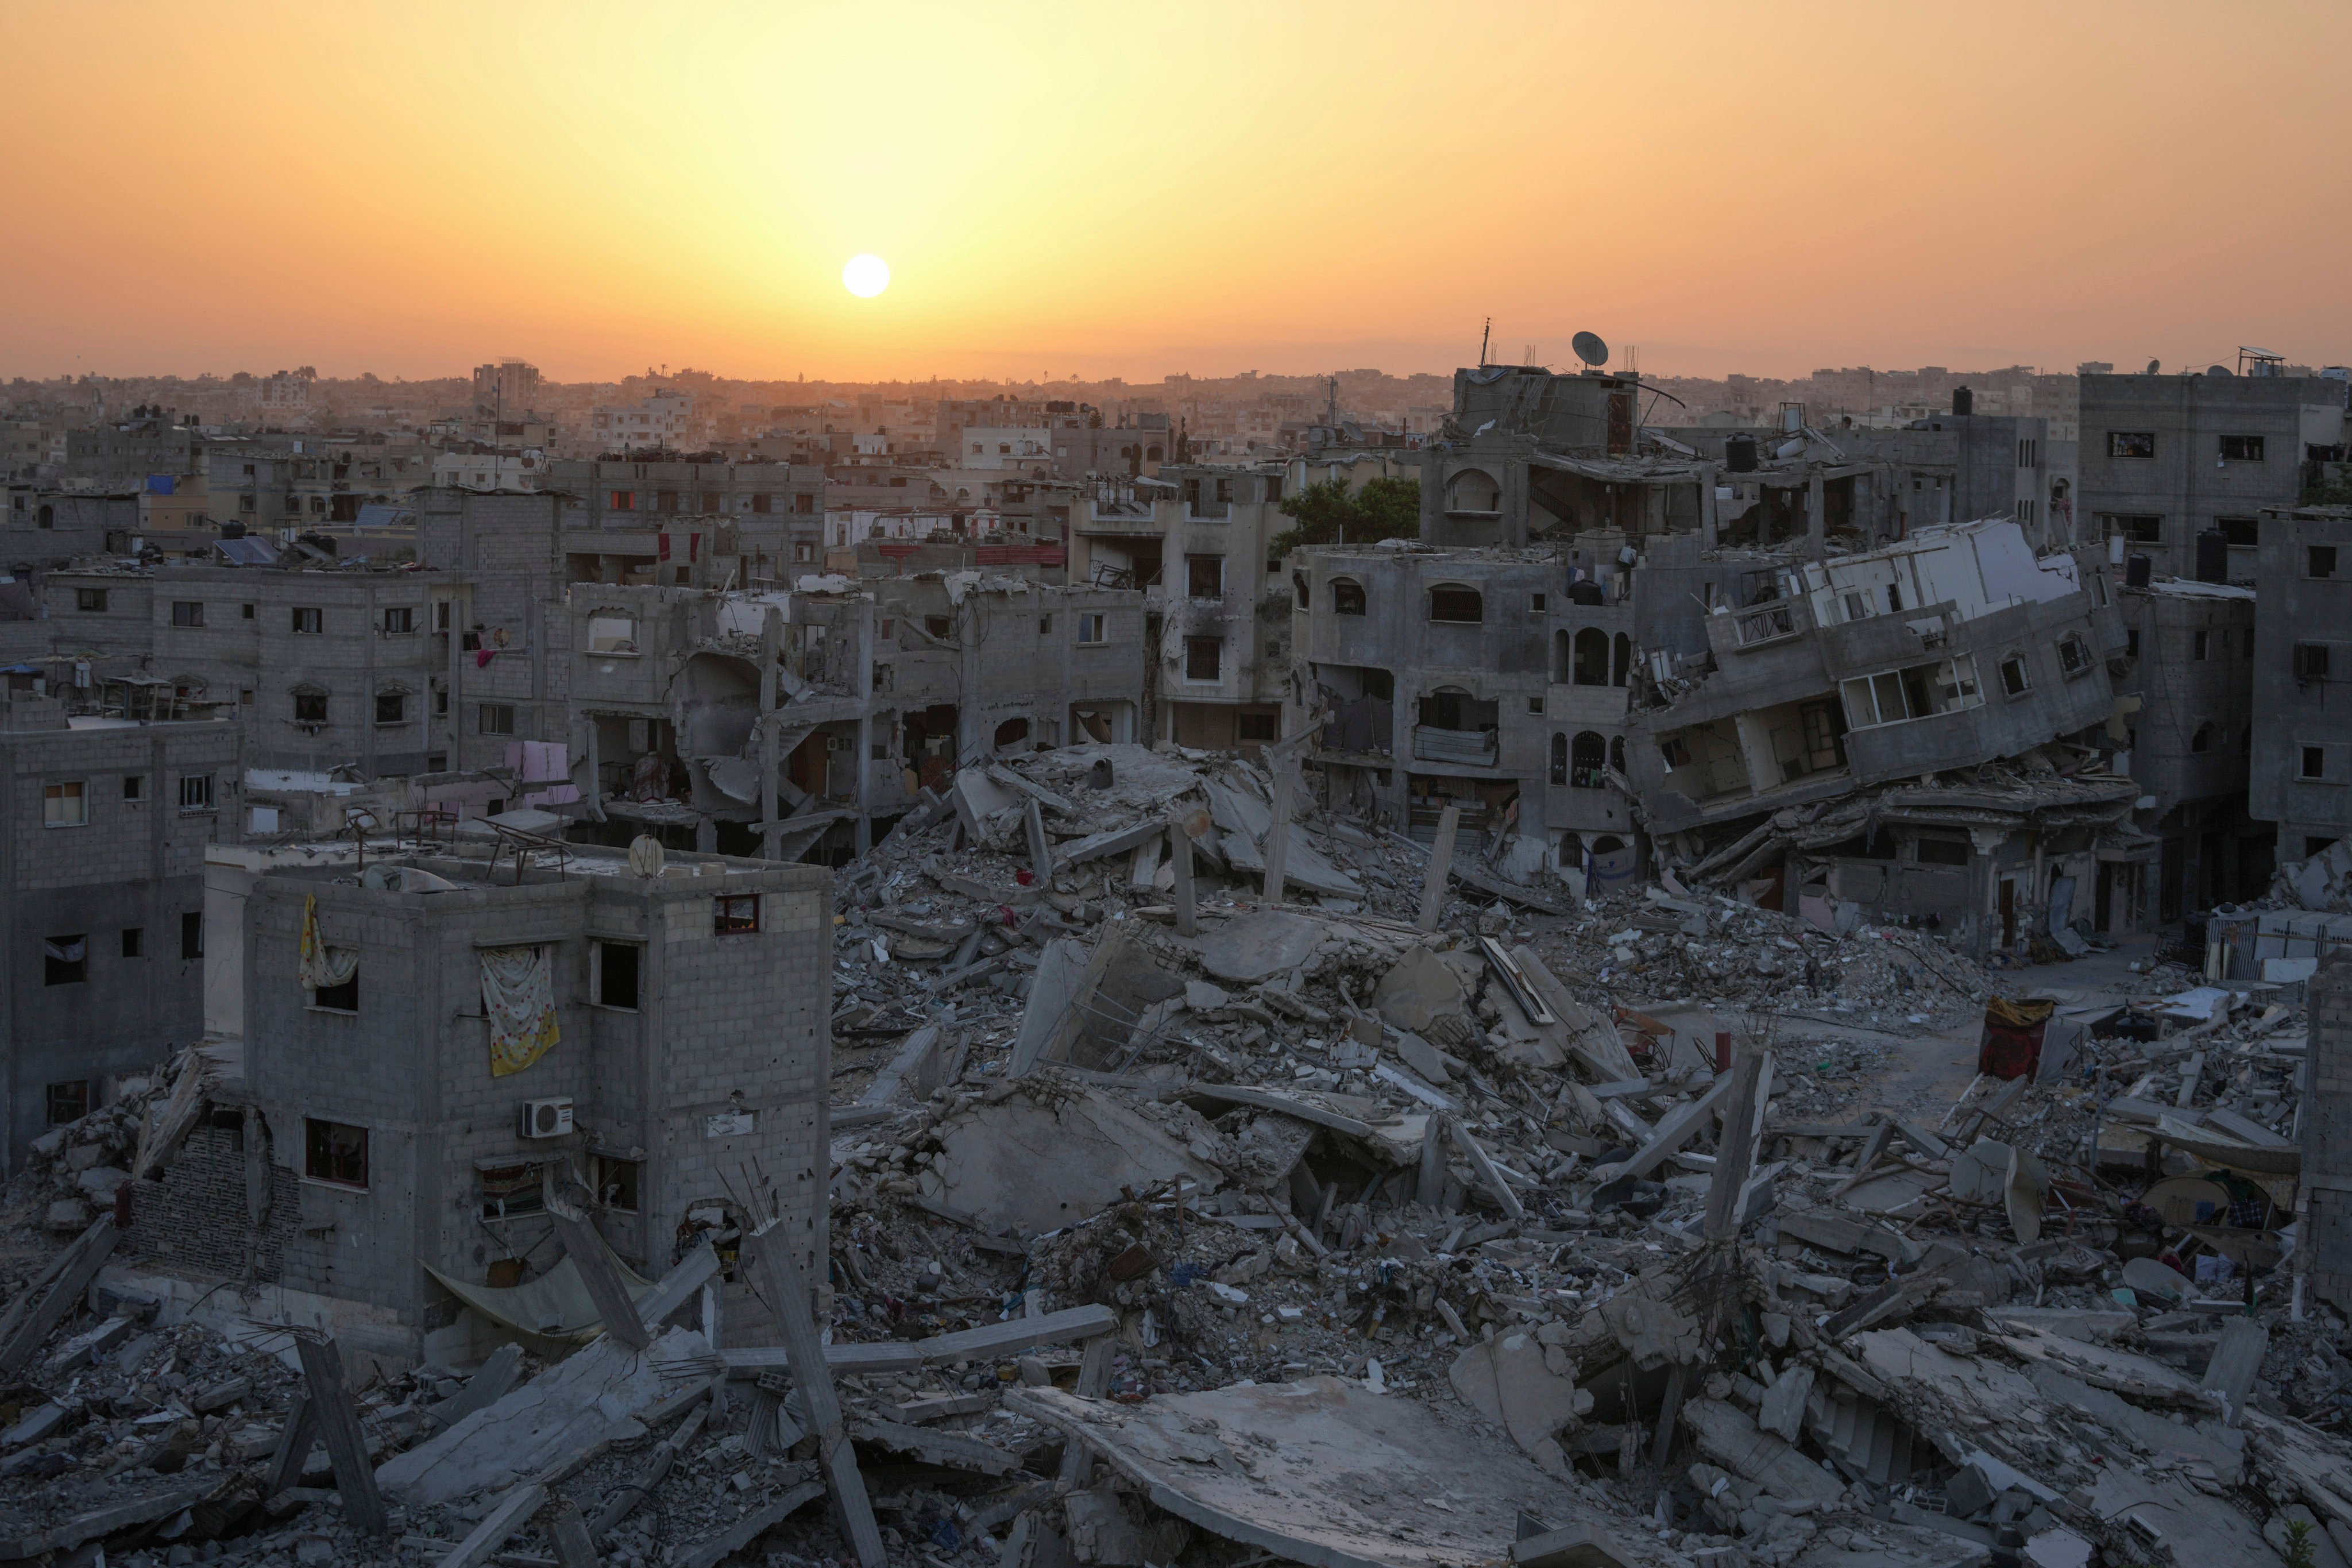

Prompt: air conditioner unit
xmin=519 ymin=1097 xmax=574 ymax=1140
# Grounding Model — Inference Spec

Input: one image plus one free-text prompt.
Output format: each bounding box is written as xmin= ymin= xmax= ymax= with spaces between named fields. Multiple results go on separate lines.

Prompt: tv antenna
xmin=1571 ymin=331 xmax=1609 ymax=369
xmin=1478 ymin=318 xmax=1491 ymax=368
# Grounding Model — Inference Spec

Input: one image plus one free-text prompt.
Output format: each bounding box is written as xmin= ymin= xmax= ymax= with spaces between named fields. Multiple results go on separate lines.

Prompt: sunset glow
xmin=5 ymin=0 xmax=2349 ymax=380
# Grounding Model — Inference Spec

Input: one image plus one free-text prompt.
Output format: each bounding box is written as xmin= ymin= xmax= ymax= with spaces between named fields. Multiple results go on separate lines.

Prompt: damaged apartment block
xmin=118 ymin=836 xmax=832 ymax=1366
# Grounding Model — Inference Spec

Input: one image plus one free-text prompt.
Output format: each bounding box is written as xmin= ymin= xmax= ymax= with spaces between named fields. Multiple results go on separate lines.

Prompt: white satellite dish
xmin=1571 ymin=331 xmax=1609 ymax=368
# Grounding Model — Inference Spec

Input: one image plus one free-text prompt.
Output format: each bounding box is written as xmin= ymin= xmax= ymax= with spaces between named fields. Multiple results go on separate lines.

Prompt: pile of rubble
xmin=2 ymin=739 xmax=2350 ymax=1567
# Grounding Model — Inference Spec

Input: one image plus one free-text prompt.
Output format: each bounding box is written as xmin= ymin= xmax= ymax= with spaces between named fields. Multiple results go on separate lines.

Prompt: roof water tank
xmin=1723 ymin=435 xmax=1758 ymax=473
xmin=2126 ymin=553 xmax=2154 ymax=589
xmin=1952 ymin=386 xmax=1973 ymax=416
xmin=2195 ymin=528 xmax=2227 ymax=584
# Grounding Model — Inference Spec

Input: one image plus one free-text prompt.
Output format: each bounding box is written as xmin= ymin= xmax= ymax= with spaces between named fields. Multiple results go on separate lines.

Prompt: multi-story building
xmin=118 ymin=839 xmax=829 ymax=1365
xmin=591 ymin=391 xmax=701 ymax=453
xmin=548 ymin=458 xmax=826 ymax=583
xmin=0 ymin=698 xmax=241 ymax=1168
xmin=204 ymin=435 xmax=434 ymax=529
xmin=1068 ymin=463 xmax=1291 ymax=750
xmin=2251 ymin=505 xmax=2352 ymax=867
xmin=2079 ymin=369 xmax=2349 ymax=580
xmin=472 ymin=360 xmax=543 ymax=421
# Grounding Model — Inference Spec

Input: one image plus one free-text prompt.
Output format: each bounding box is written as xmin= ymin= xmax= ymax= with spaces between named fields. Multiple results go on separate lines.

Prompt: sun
xmin=842 ymin=254 xmax=890 ymax=298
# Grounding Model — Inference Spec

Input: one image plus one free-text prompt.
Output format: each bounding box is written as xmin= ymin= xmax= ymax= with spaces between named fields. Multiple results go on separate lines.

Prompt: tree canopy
xmin=1267 ymin=476 xmax=1420 ymax=558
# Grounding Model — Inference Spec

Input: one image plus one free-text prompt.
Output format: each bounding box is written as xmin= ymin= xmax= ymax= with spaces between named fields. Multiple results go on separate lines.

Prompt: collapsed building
xmin=1287 ymin=365 xmax=2134 ymax=952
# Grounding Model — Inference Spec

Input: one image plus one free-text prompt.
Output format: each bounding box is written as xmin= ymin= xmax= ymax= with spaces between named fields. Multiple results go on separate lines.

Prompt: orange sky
xmin=7 ymin=0 xmax=2349 ymax=384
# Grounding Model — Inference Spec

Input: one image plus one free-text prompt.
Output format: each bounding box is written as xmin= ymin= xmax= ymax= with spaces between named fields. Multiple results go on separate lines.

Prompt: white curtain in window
xmin=481 ymin=944 xmax=559 ymax=1077
xmin=298 ymin=894 xmax=357 ymax=988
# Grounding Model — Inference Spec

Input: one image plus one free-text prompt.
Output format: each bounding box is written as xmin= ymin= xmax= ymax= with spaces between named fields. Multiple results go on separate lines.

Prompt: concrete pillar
xmin=1805 ymin=471 xmax=1826 ymax=558
xmin=758 ymin=609 xmax=783 ymax=860
xmin=1697 ymin=463 xmax=1720 ymax=550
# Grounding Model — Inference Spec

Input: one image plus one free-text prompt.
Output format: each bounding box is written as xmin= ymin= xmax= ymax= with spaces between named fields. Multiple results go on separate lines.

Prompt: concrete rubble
xmin=0 ymin=738 xmax=2350 ymax=1567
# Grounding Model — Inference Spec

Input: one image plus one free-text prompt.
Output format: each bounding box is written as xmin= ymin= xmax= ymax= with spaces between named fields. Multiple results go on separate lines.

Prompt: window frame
xmin=177 ymin=773 xmax=215 ymax=812
xmin=43 ymin=780 xmax=88 ymax=828
xmin=1183 ymin=636 xmax=1223 ymax=683
xmin=478 ymin=702 xmax=517 ymax=736
xmin=1076 ymin=613 xmax=1107 ymax=646
xmin=171 ymin=600 xmax=204 ymax=628
xmin=291 ymin=607 xmax=323 ymax=635
xmin=302 ymin=1117 xmax=369 ymax=1191
xmin=715 ymin=894 xmax=760 ymax=934
xmin=596 ymin=940 xmax=642 ymax=1010
xmin=2106 ymin=431 xmax=2156 ymax=459
xmin=43 ymin=935 xmax=87 ymax=986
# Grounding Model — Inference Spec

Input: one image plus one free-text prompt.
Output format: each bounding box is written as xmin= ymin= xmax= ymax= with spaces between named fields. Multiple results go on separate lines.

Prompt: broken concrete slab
xmin=1194 ymin=910 xmax=1325 ymax=985
xmin=375 ymin=1324 xmax=705 ymax=1506
xmin=920 ymin=1084 xmax=1222 ymax=1235
xmin=1009 ymin=1376 xmax=1622 ymax=1568
xmin=1448 ymin=1330 xmax=1590 ymax=1473
xmin=1681 ymin=1399 xmax=1844 ymax=1508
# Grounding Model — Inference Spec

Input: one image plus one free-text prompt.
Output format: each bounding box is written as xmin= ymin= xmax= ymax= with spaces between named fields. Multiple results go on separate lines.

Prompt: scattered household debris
xmin=1 ymin=736 xmax=2348 ymax=1567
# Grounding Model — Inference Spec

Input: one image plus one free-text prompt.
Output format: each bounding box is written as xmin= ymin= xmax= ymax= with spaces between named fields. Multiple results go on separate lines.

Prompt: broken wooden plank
xmin=725 ymin=1303 xmax=1120 ymax=1378
xmin=549 ymin=1200 xmax=652 ymax=1353
xmin=296 ymin=1335 xmax=388 ymax=1535
xmin=741 ymin=1223 xmax=886 ymax=1568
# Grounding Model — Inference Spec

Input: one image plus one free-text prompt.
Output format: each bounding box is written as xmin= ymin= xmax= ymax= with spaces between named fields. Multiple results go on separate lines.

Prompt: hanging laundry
xmin=480 ymin=944 xmax=559 ymax=1076
xmin=298 ymin=893 xmax=357 ymax=990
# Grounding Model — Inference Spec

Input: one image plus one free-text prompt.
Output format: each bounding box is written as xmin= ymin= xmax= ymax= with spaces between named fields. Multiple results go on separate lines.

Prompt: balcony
xmin=1075 ymin=504 xmax=1163 ymax=538
xmin=1729 ymin=598 xmax=1808 ymax=648
xmin=1411 ymin=725 xmax=1498 ymax=766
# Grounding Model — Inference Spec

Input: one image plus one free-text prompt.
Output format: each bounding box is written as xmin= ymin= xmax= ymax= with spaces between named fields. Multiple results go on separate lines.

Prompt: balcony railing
xmin=1411 ymin=725 xmax=1498 ymax=766
xmin=1731 ymin=598 xmax=1807 ymax=647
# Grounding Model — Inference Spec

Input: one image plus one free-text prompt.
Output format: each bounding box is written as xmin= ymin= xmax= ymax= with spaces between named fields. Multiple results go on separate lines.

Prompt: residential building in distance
xmin=0 ymin=698 xmax=241 ymax=1168
xmin=592 ymin=390 xmax=702 ymax=453
xmin=472 ymin=359 xmax=543 ymax=420
xmin=2251 ymin=505 xmax=2352 ymax=868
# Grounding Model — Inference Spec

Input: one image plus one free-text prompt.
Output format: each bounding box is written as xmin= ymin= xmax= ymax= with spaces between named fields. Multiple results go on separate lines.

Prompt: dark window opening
xmin=598 ymin=941 xmax=640 ymax=1009
xmin=293 ymin=691 xmax=327 ymax=725
xmin=2298 ymin=643 xmax=2331 ymax=681
xmin=592 ymin=1154 xmax=642 ymax=1212
xmin=2304 ymin=747 xmax=2327 ymax=781
xmin=1185 ymin=637 xmax=1222 ymax=681
xmin=2107 ymin=431 xmax=2156 ymax=459
xmin=304 ymin=1118 xmax=368 ymax=1189
xmin=45 ymin=1082 xmax=88 ymax=1126
xmin=716 ymin=894 xmax=760 ymax=934
xmin=1185 ymin=555 xmax=1223 ymax=597
xmin=120 ymin=927 xmax=142 ymax=959
xmin=2219 ymin=434 xmax=2266 ymax=462
xmin=181 ymin=912 xmax=203 ymax=960
xmin=1915 ymin=837 xmax=1971 ymax=867
xmin=1569 ymin=731 xmax=1607 ymax=788
xmin=1236 ymin=711 xmax=1279 ymax=741
xmin=1330 ymin=578 xmax=1366 ymax=615
xmin=1428 ymin=585 xmax=1484 ymax=623
xmin=2218 ymin=516 xmax=2259 ymax=547
xmin=171 ymin=601 xmax=203 ymax=627
xmin=2311 ymin=546 xmax=2338 ymax=580
xmin=43 ymin=935 xmax=86 ymax=986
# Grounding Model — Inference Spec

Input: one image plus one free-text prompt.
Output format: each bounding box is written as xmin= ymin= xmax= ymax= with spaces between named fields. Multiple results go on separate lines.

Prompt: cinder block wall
xmin=2307 ymin=955 xmax=2352 ymax=1310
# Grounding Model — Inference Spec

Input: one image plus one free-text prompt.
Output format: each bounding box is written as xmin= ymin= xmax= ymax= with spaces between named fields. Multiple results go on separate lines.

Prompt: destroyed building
xmin=544 ymin=457 xmax=828 ymax=581
xmin=565 ymin=573 xmax=1145 ymax=861
xmin=115 ymin=838 xmax=832 ymax=1366
xmin=1629 ymin=522 xmax=2134 ymax=953
xmin=0 ymin=698 xmax=240 ymax=1168
xmin=1068 ymin=465 xmax=1291 ymax=750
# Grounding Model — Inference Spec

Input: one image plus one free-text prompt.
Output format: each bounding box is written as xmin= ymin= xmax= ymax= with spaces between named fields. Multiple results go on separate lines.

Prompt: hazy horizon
xmin=7 ymin=0 xmax=2350 ymax=386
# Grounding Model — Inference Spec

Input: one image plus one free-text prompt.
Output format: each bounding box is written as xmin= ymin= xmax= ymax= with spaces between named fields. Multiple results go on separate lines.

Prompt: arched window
xmin=1570 ymin=731 xmax=1606 ymax=787
xmin=1331 ymin=578 xmax=1366 ymax=615
xmin=36 ymin=504 xmax=53 ymax=529
xmin=1553 ymin=629 xmax=1573 ymax=682
xmin=1572 ymin=628 xmax=1609 ymax=685
xmin=1608 ymin=735 xmax=1626 ymax=773
xmin=1550 ymin=732 xmax=1568 ymax=785
xmin=1446 ymin=468 xmax=1500 ymax=512
xmin=1612 ymin=632 xmax=1632 ymax=687
xmin=1429 ymin=584 xmax=1483 ymax=623
xmin=1292 ymin=571 xmax=1311 ymax=609
xmin=1145 ymin=445 xmax=1164 ymax=462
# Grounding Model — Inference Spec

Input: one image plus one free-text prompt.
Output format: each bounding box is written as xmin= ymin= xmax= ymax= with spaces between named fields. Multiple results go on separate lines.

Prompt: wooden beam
xmin=295 ymin=1336 xmax=387 ymax=1536
xmin=0 ymin=1216 xmax=117 ymax=1377
xmin=741 ymin=1223 xmax=886 ymax=1568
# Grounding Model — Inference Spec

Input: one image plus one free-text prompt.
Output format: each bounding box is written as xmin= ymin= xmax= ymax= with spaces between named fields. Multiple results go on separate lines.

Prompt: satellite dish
xmin=1571 ymin=331 xmax=1609 ymax=368
xmin=2207 ymin=364 xmax=2233 ymax=378
xmin=2145 ymin=358 xmax=2162 ymax=375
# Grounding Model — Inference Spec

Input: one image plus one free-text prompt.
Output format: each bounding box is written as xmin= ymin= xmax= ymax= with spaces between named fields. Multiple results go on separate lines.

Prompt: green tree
xmin=1268 ymin=477 xmax=1420 ymax=558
